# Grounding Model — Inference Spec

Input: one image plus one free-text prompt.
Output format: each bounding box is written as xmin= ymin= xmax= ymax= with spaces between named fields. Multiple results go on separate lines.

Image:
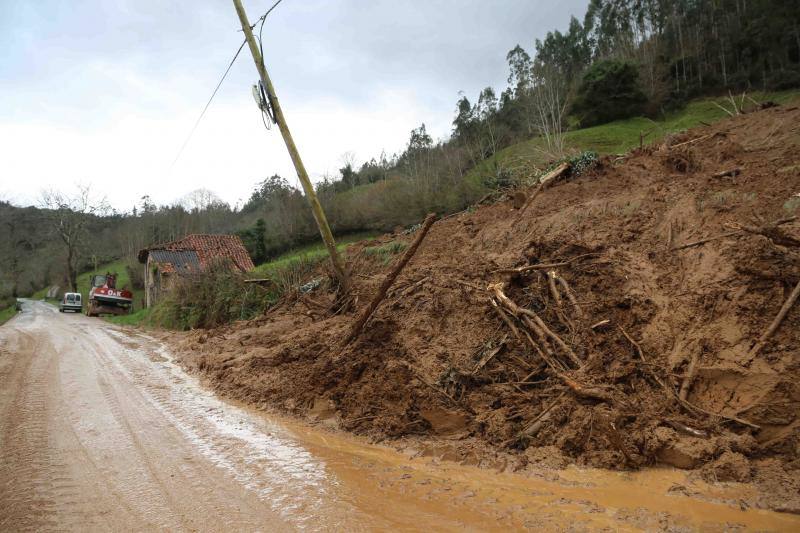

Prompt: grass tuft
xmin=363 ymin=241 xmax=408 ymax=264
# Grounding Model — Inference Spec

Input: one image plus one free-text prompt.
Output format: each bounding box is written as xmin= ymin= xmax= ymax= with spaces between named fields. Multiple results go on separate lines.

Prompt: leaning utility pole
xmin=231 ymin=0 xmax=350 ymax=298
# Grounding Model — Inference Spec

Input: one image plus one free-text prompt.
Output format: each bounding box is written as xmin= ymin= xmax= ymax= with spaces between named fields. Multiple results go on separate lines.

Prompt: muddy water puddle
xmin=129 ymin=328 xmax=798 ymax=531
xmin=257 ymin=414 xmax=799 ymax=531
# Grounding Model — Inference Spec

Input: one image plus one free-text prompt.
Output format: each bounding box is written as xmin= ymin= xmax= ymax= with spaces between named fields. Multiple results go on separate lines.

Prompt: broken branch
xmin=747 ymin=279 xmax=800 ymax=360
xmin=554 ymin=273 xmax=584 ymax=319
xmin=518 ymin=162 xmax=570 ymax=215
xmin=493 ymin=253 xmax=600 ymax=275
xmin=670 ymin=133 xmax=712 ymax=149
xmin=489 ymin=283 xmax=581 ymax=367
xmin=342 ymin=214 xmax=436 ymax=347
xmin=546 ymin=270 xmax=562 ymax=307
xmin=619 ymin=327 xmax=760 ymax=429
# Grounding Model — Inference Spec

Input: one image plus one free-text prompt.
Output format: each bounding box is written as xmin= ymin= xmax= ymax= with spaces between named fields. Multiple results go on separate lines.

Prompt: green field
xmin=468 ymin=90 xmax=800 ymax=184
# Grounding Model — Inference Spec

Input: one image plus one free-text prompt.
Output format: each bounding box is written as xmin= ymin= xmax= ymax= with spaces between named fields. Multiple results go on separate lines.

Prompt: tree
xmin=530 ymin=62 xmax=569 ymax=156
xmin=40 ymin=185 xmax=110 ymax=292
xmin=571 ymin=59 xmax=647 ymax=127
xmin=237 ymin=218 xmax=267 ymax=265
xmin=0 ymin=212 xmax=34 ymax=297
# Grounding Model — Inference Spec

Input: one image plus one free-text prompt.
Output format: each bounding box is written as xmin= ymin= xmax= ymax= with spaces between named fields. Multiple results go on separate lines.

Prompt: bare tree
xmin=180 ymin=188 xmax=225 ymax=212
xmin=40 ymin=185 xmax=109 ymax=292
xmin=530 ymin=64 xmax=568 ymax=158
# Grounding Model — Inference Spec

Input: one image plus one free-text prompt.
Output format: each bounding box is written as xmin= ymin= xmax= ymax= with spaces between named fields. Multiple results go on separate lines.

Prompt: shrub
xmin=571 ymin=60 xmax=647 ymax=127
xmin=150 ymin=255 xmax=329 ymax=330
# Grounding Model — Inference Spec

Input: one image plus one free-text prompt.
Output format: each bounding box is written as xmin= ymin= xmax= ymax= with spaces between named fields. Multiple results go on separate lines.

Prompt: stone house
xmin=137 ymin=234 xmax=255 ymax=308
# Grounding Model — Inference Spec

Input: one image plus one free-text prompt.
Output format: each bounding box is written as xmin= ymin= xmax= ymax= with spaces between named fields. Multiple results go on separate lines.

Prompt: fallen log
xmin=341 ymin=214 xmax=436 ymax=346
xmin=518 ymin=162 xmax=570 ymax=215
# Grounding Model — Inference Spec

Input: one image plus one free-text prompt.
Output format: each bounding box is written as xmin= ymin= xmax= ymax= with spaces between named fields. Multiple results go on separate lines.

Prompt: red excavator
xmin=86 ymin=273 xmax=133 ymax=317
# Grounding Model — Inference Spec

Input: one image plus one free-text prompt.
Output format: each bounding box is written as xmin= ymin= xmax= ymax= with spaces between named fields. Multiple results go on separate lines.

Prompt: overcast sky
xmin=1 ymin=0 xmax=587 ymax=211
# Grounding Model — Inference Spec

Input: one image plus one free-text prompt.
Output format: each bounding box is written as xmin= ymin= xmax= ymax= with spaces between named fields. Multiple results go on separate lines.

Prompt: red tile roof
xmin=138 ymin=234 xmax=254 ymax=272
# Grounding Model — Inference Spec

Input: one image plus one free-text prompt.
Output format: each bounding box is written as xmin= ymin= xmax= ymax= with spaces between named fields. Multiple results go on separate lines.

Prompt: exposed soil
xmin=174 ymin=104 xmax=800 ymax=513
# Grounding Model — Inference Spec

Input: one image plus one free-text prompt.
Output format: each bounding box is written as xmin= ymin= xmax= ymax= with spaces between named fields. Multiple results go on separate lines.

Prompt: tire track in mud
xmin=89 ymin=325 xmax=348 ymax=529
xmin=0 ymin=327 xmax=68 ymax=531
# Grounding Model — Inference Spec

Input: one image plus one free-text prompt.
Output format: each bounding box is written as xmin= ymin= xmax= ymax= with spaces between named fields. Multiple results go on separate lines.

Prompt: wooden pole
xmin=231 ymin=0 xmax=350 ymax=297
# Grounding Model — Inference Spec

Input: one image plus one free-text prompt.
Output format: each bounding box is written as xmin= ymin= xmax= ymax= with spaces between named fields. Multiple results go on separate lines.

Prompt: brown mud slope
xmin=175 ymin=104 xmax=800 ymax=512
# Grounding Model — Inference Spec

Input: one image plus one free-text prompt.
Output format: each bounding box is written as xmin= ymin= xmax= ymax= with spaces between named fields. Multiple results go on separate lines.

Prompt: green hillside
xmin=468 ymin=91 xmax=800 ymax=185
xmin=252 ymin=231 xmax=378 ymax=276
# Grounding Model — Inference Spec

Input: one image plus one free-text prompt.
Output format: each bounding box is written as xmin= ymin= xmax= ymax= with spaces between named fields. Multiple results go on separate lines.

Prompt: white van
xmin=59 ymin=292 xmax=82 ymax=313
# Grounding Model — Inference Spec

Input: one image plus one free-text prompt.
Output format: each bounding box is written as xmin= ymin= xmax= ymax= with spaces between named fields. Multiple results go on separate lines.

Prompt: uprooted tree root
xmin=469 ymin=251 xmax=759 ymax=468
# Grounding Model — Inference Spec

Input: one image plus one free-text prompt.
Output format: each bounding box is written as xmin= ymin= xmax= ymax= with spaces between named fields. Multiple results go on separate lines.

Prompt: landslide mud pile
xmin=176 ymin=104 xmax=800 ymax=508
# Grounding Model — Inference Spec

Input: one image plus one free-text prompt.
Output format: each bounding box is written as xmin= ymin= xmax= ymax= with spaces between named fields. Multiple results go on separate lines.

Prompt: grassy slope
xmin=469 ymin=90 xmax=800 ymax=183
xmin=252 ymin=231 xmax=378 ymax=276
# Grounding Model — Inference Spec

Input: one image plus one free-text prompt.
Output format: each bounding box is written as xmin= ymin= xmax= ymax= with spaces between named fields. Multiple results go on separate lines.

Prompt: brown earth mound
xmin=174 ymin=104 xmax=800 ymax=511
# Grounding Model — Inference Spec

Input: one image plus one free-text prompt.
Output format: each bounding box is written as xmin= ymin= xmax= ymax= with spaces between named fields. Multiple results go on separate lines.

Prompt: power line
xmin=170 ymin=39 xmax=246 ymax=169
xmin=170 ymin=0 xmax=286 ymax=169
xmin=260 ymin=0 xmax=284 ymax=25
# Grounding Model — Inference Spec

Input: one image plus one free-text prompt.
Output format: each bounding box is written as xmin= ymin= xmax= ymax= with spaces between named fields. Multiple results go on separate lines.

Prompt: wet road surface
xmin=1 ymin=300 xmax=798 ymax=531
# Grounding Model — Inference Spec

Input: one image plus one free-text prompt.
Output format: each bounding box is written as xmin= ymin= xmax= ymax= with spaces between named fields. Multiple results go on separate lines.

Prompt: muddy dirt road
xmin=1 ymin=300 xmax=798 ymax=531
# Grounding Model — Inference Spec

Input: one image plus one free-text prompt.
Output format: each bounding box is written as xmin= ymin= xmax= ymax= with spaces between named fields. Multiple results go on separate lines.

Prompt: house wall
xmin=144 ymin=257 xmax=164 ymax=309
xmin=144 ymin=257 xmax=175 ymax=308
xmin=144 ymin=257 xmax=154 ymax=308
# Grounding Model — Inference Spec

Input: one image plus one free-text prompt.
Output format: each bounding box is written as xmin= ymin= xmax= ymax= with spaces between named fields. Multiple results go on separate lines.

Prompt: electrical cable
xmin=170 ymin=0 xmax=285 ymax=167
xmin=170 ymin=39 xmax=247 ymax=169
xmin=256 ymin=0 xmax=280 ymax=129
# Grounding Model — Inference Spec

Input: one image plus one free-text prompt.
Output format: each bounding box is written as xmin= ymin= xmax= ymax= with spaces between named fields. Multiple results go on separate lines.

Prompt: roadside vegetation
xmin=0 ymin=297 xmax=18 ymax=325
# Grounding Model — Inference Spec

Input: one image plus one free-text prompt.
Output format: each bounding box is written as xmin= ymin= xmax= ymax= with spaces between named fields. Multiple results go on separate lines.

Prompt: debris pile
xmin=175 ymin=103 xmax=800 ymax=511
